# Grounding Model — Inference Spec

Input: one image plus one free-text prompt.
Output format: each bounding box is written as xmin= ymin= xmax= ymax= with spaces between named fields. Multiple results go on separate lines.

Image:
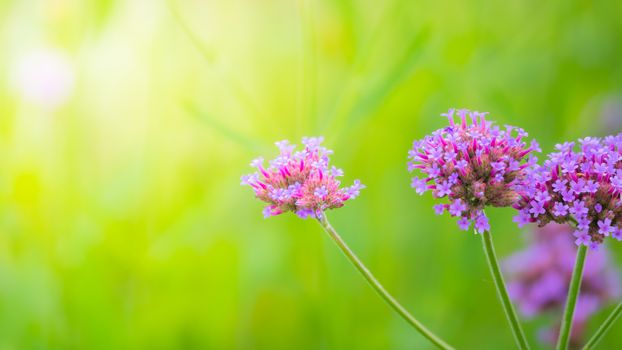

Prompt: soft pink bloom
xmin=504 ymin=224 xmax=621 ymax=347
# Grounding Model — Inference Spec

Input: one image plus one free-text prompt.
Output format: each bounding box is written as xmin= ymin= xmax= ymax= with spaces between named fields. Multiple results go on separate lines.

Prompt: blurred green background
xmin=0 ymin=0 xmax=621 ymax=349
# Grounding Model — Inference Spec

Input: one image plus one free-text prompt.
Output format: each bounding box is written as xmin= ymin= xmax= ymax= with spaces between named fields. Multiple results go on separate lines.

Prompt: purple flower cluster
xmin=504 ymin=223 xmax=621 ymax=347
xmin=241 ymin=137 xmax=365 ymax=218
xmin=408 ymin=108 xmax=540 ymax=233
xmin=514 ymin=134 xmax=622 ymax=248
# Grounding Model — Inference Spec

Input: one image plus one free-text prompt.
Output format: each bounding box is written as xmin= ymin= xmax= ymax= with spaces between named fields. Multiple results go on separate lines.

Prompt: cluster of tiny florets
xmin=408 ymin=108 xmax=540 ymax=233
xmin=504 ymin=223 xmax=621 ymax=346
xmin=514 ymin=134 xmax=622 ymax=249
xmin=241 ymin=137 xmax=364 ymax=218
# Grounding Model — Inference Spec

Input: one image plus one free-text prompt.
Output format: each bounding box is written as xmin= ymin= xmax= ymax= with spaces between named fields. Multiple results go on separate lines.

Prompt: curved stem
xmin=581 ymin=299 xmax=622 ymax=349
xmin=556 ymin=244 xmax=588 ymax=350
xmin=480 ymin=230 xmax=530 ymax=350
xmin=316 ymin=213 xmax=455 ymax=350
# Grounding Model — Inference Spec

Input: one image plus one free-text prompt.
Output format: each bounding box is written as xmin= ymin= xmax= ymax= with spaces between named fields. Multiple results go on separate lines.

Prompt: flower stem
xmin=581 ymin=297 xmax=622 ymax=349
xmin=556 ymin=244 xmax=588 ymax=350
xmin=480 ymin=230 xmax=530 ymax=350
xmin=316 ymin=213 xmax=454 ymax=350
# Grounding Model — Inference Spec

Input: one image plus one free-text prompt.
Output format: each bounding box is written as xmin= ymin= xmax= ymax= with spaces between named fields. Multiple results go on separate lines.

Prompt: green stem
xmin=480 ymin=230 xmax=530 ymax=350
xmin=316 ymin=213 xmax=455 ymax=350
xmin=556 ymin=244 xmax=588 ymax=350
xmin=581 ymin=300 xmax=622 ymax=349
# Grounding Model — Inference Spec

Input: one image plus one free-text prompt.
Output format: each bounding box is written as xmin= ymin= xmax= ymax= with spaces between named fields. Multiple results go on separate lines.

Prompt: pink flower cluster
xmin=514 ymin=134 xmax=622 ymax=249
xmin=504 ymin=223 xmax=621 ymax=346
xmin=241 ymin=137 xmax=364 ymax=218
xmin=408 ymin=108 xmax=540 ymax=233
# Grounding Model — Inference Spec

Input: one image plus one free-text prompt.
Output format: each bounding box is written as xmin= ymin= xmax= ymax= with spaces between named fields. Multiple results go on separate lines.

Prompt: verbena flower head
xmin=408 ymin=108 xmax=540 ymax=233
xmin=504 ymin=223 xmax=621 ymax=347
xmin=514 ymin=134 xmax=622 ymax=248
xmin=242 ymin=137 xmax=364 ymax=218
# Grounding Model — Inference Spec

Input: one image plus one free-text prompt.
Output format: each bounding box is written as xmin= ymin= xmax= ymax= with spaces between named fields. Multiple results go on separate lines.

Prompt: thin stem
xmin=581 ymin=299 xmax=622 ymax=349
xmin=316 ymin=213 xmax=455 ymax=350
xmin=480 ymin=230 xmax=530 ymax=350
xmin=556 ymin=244 xmax=588 ymax=350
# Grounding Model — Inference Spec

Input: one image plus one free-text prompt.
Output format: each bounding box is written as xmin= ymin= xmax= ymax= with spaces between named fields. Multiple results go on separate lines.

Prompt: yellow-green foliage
xmin=0 ymin=0 xmax=620 ymax=349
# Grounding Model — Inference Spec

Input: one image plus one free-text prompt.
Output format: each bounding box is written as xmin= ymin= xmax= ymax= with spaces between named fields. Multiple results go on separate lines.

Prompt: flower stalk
xmin=480 ymin=229 xmax=530 ymax=350
xmin=582 ymin=301 xmax=622 ymax=349
xmin=316 ymin=212 xmax=454 ymax=350
xmin=556 ymin=244 xmax=588 ymax=350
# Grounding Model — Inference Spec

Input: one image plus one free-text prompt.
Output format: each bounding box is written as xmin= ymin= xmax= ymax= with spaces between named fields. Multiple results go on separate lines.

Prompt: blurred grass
xmin=0 ymin=0 xmax=621 ymax=349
